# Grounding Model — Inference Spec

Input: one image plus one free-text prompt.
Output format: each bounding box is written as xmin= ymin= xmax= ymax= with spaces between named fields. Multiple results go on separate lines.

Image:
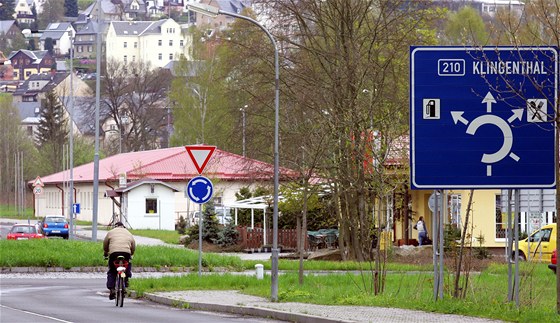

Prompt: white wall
xmin=36 ymin=179 xmax=267 ymax=229
xmin=124 ymin=184 xmax=175 ymax=230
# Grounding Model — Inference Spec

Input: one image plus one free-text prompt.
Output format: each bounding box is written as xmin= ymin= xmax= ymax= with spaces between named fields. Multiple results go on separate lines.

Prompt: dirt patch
xmin=391 ymin=245 xmax=498 ymax=272
xmin=186 ymin=241 xmax=245 ymax=253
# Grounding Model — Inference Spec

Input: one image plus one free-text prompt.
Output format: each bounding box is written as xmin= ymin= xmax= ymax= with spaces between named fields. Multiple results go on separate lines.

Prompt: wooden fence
xmin=237 ymin=227 xmax=303 ymax=250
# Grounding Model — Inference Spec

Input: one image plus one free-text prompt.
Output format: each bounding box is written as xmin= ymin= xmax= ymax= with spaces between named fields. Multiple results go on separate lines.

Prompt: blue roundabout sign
xmin=187 ymin=176 xmax=214 ymax=204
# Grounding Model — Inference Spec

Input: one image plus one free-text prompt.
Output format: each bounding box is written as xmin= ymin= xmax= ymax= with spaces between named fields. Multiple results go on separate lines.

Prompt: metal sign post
xmin=185 ymin=145 xmax=216 ymax=277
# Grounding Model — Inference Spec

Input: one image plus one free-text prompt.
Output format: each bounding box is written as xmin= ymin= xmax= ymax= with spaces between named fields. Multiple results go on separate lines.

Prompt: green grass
xmin=1 ymin=239 xmax=558 ymax=322
xmin=133 ymin=268 xmax=559 ymax=323
xmin=129 ymin=229 xmax=181 ymax=245
xmin=0 ymin=240 xmax=244 ymax=270
xmin=0 ymin=205 xmax=35 ymax=219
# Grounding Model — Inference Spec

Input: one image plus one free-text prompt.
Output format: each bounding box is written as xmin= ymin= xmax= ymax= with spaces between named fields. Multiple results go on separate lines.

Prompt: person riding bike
xmin=103 ymin=221 xmax=136 ymax=300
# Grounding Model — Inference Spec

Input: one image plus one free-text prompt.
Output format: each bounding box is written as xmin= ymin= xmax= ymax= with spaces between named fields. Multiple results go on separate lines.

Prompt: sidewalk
xmin=1 ymin=219 xmax=504 ymax=322
xmin=144 ymin=290 xmax=504 ymax=323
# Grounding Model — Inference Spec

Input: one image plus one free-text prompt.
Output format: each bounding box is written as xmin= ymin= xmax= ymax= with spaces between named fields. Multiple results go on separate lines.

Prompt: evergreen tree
xmin=64 ymin=0 xmax=78 ymax=17
xmin=202 ymin=202 xmax=220 ymax=242
xmin=44 ymin=38 xmax=54 ymax=55
xmin=36 ymin=90 xmax=68 ymax=172
xmin=0 ymin=1 xmax=16 ymax=20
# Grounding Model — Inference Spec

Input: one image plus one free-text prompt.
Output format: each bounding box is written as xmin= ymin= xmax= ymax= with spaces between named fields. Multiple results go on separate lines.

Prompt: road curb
xmin=143 ymin=292 xmax=353 ymax=323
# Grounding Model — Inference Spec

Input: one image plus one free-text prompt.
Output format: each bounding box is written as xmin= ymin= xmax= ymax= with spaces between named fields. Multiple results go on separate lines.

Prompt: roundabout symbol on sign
xmin=451 ymin=91 xmax=524 ymax=177
xmin=187 ymin=176 xmax=213 ymax=204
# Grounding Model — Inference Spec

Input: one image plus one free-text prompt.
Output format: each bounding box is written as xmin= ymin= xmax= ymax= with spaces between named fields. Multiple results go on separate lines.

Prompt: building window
xmin=158 ymin=53 xmax=162 ymax=60
xmin=145 ymin=198 xmax=158 ymax=214
xmin=180 ymin=40 xmax=183 ymax=47
xmin=169 ymin=53 xmax=173 ymax=60
xmin=123 ymin=55 xmax=127 ymax=63
xmin=124 ymin=41 xmax=127 ymax=48
xmin=27 ymin=126 xmax=33 ymax=136
xmin=495 ymin=194 xmax=506 ymax=239
xmin=169 ymin=40 xmax=173 ymax=46
xmin=158 ymin=39 xmax=162 ymax=46
xmin=134 ymin=42 xmax=137 ymax=48
xmin=88 ymin=46 xmax=93 ymax=52
xmin=132 ymin=55 xmax=135 ymax=62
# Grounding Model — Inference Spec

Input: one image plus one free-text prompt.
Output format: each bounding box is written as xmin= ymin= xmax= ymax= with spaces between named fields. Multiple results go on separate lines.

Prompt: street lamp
xmin=68 ymin=31 xmax=75 ymax=239
xmin=92 ymin=0 xmax=102 ymax=241
xmin=240 ymin=105 xmax=247 ymax=157
xmin=187 ymin=2 xmax=281 ymax=302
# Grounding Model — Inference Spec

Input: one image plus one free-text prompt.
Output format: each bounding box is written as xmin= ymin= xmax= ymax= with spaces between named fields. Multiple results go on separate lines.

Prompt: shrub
xmin=176 ymin=215 xmax=188 ymax=234
xmin=213 ymin=223 xmax=240 ymax=247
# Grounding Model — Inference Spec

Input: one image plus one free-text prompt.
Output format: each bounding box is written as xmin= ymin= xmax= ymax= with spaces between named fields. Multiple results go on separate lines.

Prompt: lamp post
xmin=92 ymin=0 xmax=102 ymax=241
xmin=68 ymin=31 xmax=75 ymax=239
xmin=240 ymin=105 xmax=247 ymax=157
xmin=187 ymin=3 xmax=281 ymax=302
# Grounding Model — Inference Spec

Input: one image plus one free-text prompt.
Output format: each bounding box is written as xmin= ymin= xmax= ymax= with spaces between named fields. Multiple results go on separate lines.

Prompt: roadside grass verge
xmin=133 ymin=267 xmax=557 ymax=323
xmin=0 ymin=240 xmax=244 ymax=270
xmin=129 ymin=229 xmax=181 ymax=245
xmin=0 ymin=239 xmax=430 ymax=272
xmin=0 ymin=206 xmax=35 ymax=219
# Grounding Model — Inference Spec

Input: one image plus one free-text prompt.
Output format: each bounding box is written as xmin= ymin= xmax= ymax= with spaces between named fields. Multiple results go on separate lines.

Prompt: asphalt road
xmin=1 ymin=275 xmax=282 ymax=323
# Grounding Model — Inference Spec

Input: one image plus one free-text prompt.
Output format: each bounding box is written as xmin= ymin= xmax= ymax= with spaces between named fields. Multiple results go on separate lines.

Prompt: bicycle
xmin=113 ymin=255 xmax=129 ymax=307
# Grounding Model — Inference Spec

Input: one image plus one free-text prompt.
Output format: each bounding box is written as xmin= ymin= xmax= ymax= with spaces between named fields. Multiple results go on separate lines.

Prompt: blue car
xmin=41 ymin=215 xmax=69 ymax=239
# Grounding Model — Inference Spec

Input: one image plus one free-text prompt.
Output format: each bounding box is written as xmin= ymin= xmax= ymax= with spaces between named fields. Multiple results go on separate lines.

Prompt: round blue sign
xmin=187 ymin=176 xmax=213 ymax=204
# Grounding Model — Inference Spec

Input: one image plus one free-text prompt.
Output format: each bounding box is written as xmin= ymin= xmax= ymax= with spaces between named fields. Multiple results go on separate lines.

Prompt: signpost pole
xmin=514 ymin=189 xmax=520 ymax=307
xmin=433 ymin=190 xmax=438 ymax=300
xmin=439 ymin=190 xmax=445 ymax=300
xmin=198 ymin=203 xmax=203 ymax=277
xmin=507 ymin=190 xmax=513 ymax=302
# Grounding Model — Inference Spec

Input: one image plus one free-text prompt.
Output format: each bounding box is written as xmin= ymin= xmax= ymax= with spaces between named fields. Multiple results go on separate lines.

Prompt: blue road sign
xmin=410 ymin=46 xmax=558 ymax=189
xmin=187 ymin=176 xmax=214 ymax=204
xmin=73 ymin=203 xmax=80 ymax=214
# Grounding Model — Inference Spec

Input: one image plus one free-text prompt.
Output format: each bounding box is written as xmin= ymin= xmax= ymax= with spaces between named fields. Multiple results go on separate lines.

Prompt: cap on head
xmin=114 ymin=221 xmax=125 ymax=228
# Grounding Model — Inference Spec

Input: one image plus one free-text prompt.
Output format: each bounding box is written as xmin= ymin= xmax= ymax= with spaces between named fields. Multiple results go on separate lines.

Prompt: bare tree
xmin=90 ymin=59 xmax=172 ymax=155
xmin=254 ymin=1 xmax=442 ymax=265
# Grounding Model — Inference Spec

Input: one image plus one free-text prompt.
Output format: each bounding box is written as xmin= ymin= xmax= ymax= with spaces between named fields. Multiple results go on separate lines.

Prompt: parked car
xmin=41 ymin=215 xmax=69 ymax=239
xmin=513 ymin=224 xmax=556 ymax=262
xmin=549 ymin=249 xmax=557 ymax=273
xmin=7 ymin=224 xmax=44 ymax=240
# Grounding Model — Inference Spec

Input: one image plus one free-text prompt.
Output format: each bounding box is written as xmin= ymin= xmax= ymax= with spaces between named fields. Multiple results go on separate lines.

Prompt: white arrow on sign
xmin=508 ymin=109 xmax=524 ymax=123
xmin=451 ymin=111 xmax=469 ymax=125
xmin=482 ymin=92 xmax=496 ymax=113
xmin=188 ymin=179 xmax=212 ymax=202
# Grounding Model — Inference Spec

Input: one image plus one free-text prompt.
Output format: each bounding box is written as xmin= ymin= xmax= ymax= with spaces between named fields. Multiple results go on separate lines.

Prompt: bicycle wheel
xmin=115 ymin=274 xmax=124 ymax=307
xmin=118 ymin=273 xmax=125 ymax=307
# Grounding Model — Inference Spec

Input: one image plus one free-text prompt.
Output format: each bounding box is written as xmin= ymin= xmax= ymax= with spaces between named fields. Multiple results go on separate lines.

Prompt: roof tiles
xmin=36 ymin=146 xmax=294 ymax=185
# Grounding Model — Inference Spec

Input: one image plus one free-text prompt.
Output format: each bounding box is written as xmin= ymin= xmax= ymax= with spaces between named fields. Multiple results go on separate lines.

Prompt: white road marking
xmin=0 ymin=304 xmax=74 ymax=322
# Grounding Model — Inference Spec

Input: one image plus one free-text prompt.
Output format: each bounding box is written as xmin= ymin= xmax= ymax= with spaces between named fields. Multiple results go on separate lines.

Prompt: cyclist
xmin=103 ymin=221 xmax=136 ymax=300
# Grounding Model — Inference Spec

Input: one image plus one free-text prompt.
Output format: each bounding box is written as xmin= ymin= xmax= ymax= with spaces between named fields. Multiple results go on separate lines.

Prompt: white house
xmin=40 ymin=22 xmax=76 ymax=57
xmin=30 ymin=146 xmax=298 ymax=229
xmin=105 ymin=18 xmax=192 ymax=69
xmin=13 ymin=0 xmax=35 ymax=25
xmin=109 ymin=179 xmax=179 ymax=230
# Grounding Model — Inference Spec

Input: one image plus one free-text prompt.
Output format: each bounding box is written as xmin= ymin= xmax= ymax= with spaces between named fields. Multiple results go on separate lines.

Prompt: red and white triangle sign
xmin=185 ymin=145 xmax=216 ymax=174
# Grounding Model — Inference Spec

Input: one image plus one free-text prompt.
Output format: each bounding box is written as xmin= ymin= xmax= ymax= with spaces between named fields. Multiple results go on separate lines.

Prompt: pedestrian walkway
xmin=144 ymin=290 xmax=504 ymax=323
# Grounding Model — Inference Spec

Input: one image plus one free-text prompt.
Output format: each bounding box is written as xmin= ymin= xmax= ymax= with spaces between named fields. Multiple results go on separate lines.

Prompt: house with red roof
xmin=31 ymin=145 xmax=297 ymax=230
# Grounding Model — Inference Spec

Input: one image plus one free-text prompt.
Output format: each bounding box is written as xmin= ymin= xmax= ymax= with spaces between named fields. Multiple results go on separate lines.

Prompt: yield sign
xmin=185 ymin=145 xmax=216 ymax=174
xmin=33 ymin=176 xmax=44 ymax=187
